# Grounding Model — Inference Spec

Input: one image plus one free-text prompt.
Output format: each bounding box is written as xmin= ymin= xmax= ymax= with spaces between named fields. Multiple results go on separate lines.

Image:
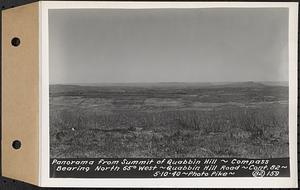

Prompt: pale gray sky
xmin=49 ymin=8 xmax=288 ymax=84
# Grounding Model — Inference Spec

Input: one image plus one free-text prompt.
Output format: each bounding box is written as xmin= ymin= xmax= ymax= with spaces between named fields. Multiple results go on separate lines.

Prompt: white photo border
xmin=39 ymin=1 xmax=298 ymax=188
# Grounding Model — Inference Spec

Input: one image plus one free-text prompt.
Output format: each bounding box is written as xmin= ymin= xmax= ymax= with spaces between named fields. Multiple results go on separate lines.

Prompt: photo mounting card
xmin=1 ymin=1 xmax=298 ymax=188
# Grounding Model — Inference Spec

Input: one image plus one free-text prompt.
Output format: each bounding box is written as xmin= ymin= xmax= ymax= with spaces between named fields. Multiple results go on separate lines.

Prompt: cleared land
xmin=50 ymin=82 xmax=289 ymax=158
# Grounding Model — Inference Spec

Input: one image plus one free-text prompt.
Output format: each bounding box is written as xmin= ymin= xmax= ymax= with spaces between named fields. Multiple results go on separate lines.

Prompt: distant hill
xmin=208 ymin=81 xmax=266 ymax=88
xmin=259 ymin=81 xmax=288 ymax=87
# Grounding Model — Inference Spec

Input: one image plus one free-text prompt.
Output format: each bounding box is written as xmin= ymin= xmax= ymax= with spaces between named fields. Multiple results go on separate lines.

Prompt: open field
xmin=50 ymin=82 xmax=289 ymax=158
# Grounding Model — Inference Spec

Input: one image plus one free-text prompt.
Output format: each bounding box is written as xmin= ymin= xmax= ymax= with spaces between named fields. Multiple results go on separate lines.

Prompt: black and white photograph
xmin=0 ymin=1 xmax=297 ymax=188
xmin=38 ymin=1 xmax=300 ymax=187
xmin=49 ymin=7 xmax=289 ymax=159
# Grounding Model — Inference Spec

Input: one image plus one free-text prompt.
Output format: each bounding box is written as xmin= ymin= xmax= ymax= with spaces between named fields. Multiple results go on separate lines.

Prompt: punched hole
xmin=11 ymin=37 xmax=21 ymax=47
xmin=12 ymin=140 xmax=21 ymax=150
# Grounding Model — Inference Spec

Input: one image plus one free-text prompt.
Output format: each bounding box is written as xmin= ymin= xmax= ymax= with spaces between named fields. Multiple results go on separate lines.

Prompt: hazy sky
xmin=49 ymin=8 xmax=288 ymax=84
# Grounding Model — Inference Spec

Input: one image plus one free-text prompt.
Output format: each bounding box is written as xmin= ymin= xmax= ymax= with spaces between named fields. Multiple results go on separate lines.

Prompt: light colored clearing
xmin=219 ymin=93 xmax=245 ymax=96
xmin=197 ymin=95 xmax=210 ymax=98
xmin=193 ymin=102 xmax=244 ymax=107
xmin=144 ymin=98 xmax=184 ymax=107
xmin=50 ymin=97 xmax=113 ymax=107
xmin=192 ymin=101 xmax=289 ymax=108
